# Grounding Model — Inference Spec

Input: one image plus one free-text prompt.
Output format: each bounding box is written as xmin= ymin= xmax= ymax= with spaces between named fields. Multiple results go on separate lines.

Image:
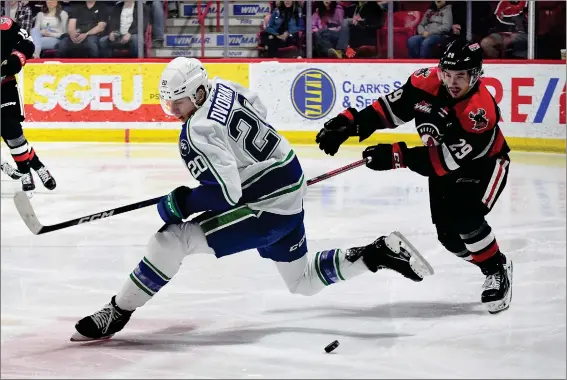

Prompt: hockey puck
xmin=324 ymin=340 xmax=339 ymax=353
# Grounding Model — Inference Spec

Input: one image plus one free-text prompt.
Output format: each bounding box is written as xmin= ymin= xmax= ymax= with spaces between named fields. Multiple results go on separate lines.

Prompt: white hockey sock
xmin=276 ymin=248 xmax=369 ymax=296
xmin=115 ymin=222 xmax=213 ymax=311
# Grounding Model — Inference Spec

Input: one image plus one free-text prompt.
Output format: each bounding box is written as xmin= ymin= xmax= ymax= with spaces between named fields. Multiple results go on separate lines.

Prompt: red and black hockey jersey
xmin=360 ymin=66 xmax=510 ymax=177
xmin=1 ymin=16 xmax=34 ymax=83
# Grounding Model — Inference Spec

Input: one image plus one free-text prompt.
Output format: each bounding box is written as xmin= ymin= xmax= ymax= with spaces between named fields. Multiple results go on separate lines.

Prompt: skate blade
xmin=70 ymin=331 xmax=114 ymax=342
xmin=390 ymin=231 xmax=435 ymax=278
xmin=486 ymin=261 xmax=513 ymax=314
xmin=7 ymin=173 xmax=23 ymax=180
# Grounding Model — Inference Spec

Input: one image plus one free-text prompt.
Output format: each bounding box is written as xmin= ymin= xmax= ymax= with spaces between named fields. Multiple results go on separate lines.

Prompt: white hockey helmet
xmin=158 ymin=57 xmax=209 ymax=115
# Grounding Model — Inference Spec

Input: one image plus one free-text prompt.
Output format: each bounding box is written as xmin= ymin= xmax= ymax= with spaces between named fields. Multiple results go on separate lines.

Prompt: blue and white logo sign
xmin=291 ymin=69 xmax=336 ymax=120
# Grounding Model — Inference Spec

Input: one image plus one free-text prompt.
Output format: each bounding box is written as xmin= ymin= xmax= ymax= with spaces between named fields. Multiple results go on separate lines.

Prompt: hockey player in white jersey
xmin=71 ymin=58 xmax=434 ymax=342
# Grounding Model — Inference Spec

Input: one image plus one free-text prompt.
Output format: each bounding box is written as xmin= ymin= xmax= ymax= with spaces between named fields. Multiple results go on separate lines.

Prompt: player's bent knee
xmin=438 ymin=231 xmax=466 ymax=255
xmin=148 ymin=225 xmax=186 ymax=260
xmin=275 ymin=257 xmax=322 ymax=297
xmin=454 ymin=217 xmax=487 ymax=237
xmin=148 ymin=222 xmax=213 ymax=261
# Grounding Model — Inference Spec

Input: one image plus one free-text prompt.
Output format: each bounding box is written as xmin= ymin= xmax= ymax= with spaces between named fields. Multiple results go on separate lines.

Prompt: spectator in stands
xmin=31 ymin=1 xmax=68 ymax=58
xmin=165 ymin=0 xmax=180 ymax=18
xmin=480 ymin=1 xmax=528 ymax=59
xmin=407 ymin=0 xmax=452 ymax=58
xmin=57 ymin=1 xmax=107 ymax=58
xmin=28 ymin=1 xmax=44 ymax=18
xmin=149 ymin=0 xmax=164 ymax=43
xmin=99 ymin=0 xmax=148 ymax=58
xmin=329 ymin=1 xmax=383 ymax=58
xmin=1 ymin=1 xmax=33 ymax=34
xmin=262 ymin=1 xmax=304 ymax=58
xmin=61 ymin=0 xmax=71 ymax=13
xmin=376 ymin=0 xmax=399 ymax=13
xmin=312 ymin=1 xmax=345 ymax=57
xmin=449 ymin=1 xmax=492 ymax=44
xmin=535 ymin=1 xmax=566 ymax=59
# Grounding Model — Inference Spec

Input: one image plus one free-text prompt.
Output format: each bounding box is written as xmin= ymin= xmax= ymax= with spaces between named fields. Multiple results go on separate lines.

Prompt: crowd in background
xmin=259 ymin=0 xmax=565 ymax=59
xmin=1 ymin=0 xmax=565 ymax=59
xmin=1 ymin=0 xmax=161 ymax=57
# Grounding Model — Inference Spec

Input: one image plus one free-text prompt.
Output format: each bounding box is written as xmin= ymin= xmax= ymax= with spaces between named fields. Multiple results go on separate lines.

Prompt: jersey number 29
xmin=228 ymin=94 xmax=280 ymax=162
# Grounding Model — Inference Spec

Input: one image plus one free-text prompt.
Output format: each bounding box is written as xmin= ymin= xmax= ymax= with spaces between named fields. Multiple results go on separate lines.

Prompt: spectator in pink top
xmin=311 ymin=1 xmax=345 ymax=57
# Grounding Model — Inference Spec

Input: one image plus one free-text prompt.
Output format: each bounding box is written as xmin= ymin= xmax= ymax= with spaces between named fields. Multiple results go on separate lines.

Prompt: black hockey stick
xmin=13 ymin=157 xmax=370 ymax=235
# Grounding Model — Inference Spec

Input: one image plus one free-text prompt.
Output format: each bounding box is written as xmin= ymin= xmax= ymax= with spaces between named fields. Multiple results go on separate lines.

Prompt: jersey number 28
xmin=228 ymin=94 xmax=280 ymax=162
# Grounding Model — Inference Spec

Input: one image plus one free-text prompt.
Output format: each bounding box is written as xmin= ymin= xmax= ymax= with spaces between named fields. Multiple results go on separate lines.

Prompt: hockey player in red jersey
xmin=1 ymin=16 xmax=56 ymax=192
xmin=316 ymin=40 xmax=513 ymax=314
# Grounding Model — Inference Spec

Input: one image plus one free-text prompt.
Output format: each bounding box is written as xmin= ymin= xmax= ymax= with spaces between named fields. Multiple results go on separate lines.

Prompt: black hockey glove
xmin=1 ymin=51 xmax=27 ymax=78
xmin=157 ymin=186 xmax=193 ymax=224
xmin=363 ymin=142 xmax=408 ymax=171
xmin=315 ymin=108 xmax=359 ymax=156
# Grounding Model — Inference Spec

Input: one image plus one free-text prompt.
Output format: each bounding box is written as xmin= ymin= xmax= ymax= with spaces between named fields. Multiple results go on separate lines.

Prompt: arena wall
xmin=19 ymin=59 xmax=566 ymax=152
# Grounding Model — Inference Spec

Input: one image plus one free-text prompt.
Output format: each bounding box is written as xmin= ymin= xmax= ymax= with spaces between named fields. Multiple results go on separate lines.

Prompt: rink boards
xmin=18 ymin=59 xmax=566 ymax=152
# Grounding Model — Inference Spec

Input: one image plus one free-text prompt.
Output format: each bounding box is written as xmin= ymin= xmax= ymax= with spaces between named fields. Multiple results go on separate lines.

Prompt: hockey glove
xmin=363 ymin=142 xmax=407 ymax=171
xmin=1 ymin=51 xmax=27 ymax=78
xmin=157 ymin=186 xmax=193 ymax=224
xmin=316 ymin=108 xmax=359 ymax=156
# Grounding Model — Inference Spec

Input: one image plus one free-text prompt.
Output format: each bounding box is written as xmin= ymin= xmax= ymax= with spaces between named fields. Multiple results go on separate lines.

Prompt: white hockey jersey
xmin=178 ymin=77 xmax=306 ymax=216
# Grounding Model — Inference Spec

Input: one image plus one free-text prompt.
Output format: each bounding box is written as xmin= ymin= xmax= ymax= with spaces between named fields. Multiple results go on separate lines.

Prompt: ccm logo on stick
xmin=78 ymin=211 xmax=115 ymax=224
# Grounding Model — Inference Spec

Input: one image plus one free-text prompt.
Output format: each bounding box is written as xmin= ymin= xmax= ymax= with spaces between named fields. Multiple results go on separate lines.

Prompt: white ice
xmin=1 ymin=143 xmax=565 ymax=379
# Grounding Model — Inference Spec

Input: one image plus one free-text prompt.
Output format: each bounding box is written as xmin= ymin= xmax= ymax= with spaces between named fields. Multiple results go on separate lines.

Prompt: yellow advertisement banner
xmin=23 ymin=62 xmax=249 ymax=122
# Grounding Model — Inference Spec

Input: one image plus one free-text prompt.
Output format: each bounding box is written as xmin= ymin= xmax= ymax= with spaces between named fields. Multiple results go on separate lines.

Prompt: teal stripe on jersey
xmin=198 ymin=206 xmax=259 ymax=236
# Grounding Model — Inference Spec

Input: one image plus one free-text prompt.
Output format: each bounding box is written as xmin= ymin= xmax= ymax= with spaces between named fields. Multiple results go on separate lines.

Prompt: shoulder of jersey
xmin=410 ymin=67 xmax=442 ymax=95
xmin=0 ymin=16 xmax=14 ymax=31
xmin=454 ymin=84 xmax=498 ymax=134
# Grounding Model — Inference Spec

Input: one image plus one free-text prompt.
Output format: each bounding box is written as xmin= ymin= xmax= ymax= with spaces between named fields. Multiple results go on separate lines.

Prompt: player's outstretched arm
xmin=362 ymin=105 xmax=504 ymax=177
xmin=316 ymin=78 xmax=417 ymax=156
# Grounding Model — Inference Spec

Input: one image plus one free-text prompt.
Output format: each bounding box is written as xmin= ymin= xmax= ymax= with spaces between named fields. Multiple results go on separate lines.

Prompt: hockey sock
xmin=28 ymin=146 xmax=44 ymax=171
xmin=5 ymin=135 xmax=31 ymax=173
xmin=460 ymin=221 xmax=501 ymax=267
xmin=115 ymin=223 xmax=211 ymax=311
xmin=275 ymin=248 xmax=368 ymax=296
xmin=314 ymin=248 xmax=369 ymax=285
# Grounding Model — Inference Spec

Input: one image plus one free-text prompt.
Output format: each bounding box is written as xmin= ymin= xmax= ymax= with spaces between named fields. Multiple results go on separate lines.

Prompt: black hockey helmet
xmin=439 ymin=39 xmax=484 ymax=87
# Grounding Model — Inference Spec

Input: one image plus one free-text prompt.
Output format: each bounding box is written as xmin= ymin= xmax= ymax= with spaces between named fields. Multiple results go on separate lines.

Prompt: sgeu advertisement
xmin=250 ymin=62 xmax=566 ymax=139
xmin=22 ymin=62 xmax=249 ymax=125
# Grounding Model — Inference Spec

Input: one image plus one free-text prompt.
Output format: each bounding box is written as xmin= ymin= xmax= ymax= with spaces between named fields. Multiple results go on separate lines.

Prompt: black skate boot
xmin=346 ymin=231 xmax=434 ymax=282
xmin=70 ymin=296 xmax=133 ymax=342
xmin=34 ymin=166 xmax=56 ymax=190
xmin=481 ymin=254 xmax=513 ymax=314
xmin=1 ymin=161 xmax=23 ymax=180
xmin=20 ymin=171 xmax=35 ymax=192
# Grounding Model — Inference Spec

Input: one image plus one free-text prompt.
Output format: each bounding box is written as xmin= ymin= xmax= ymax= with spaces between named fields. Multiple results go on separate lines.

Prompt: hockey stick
xmin=13 ymin=157 xmax=370 ymax=235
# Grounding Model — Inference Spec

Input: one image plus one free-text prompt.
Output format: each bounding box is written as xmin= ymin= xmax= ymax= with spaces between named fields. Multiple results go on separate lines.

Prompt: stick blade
xmin=13 ymin=191 xmax=44 ymax=235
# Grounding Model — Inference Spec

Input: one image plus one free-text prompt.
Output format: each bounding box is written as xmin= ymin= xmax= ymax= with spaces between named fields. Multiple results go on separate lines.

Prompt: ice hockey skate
xmin=20 ymin=171 xmax=35 ymax=192
xmin=1 ymin=160 xmax=22 ymax=180
xmin=482 ymin=258 xmax=513 ymax=314
xmin=347 ymin=231 xmax=434 ymax=281
xmin=70 ymin=296 xmax=133 ymax=342
xmin=34 ymin=166 xmax=56 ymax=190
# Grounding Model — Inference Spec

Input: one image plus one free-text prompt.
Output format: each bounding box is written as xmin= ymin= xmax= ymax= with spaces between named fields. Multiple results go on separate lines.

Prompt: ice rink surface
xmin=1 ymin=143 xmax=565 ymax=379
